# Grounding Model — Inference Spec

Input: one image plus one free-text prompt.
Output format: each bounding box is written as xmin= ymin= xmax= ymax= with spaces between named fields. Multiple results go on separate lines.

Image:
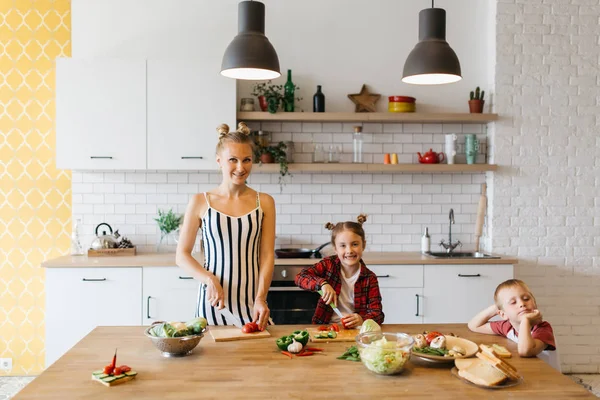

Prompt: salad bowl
xmin=355 ymin=332 xmax=414 ymax=375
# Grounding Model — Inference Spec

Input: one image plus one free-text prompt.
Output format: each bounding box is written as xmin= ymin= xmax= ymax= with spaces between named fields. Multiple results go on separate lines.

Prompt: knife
xmin=217 ymin=308 xmax=243 ymax=328
xmin=318 ymin=290 xmax=344 ymax=320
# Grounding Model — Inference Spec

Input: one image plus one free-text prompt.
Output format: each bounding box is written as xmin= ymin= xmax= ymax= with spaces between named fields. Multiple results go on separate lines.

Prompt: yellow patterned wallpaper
xmin=0 ymin=0 xmax=71 ymax=375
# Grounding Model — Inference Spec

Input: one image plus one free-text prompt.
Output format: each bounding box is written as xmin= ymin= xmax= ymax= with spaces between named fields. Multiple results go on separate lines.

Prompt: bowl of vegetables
xmin=355 ymin=332 xmax=414 ymax=375
xmin=145 ymin=318 xmax=207 ymax=357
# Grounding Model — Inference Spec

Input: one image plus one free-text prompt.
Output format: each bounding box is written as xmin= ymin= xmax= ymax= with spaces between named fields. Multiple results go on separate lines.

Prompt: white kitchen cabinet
xmin=142 ymin=267 xmax=200 ymax=325
xmin=55 ymin=58 xmax=147 ymax=170
xmin=423 ymin=264 xmax=513 ymax=323
xmin=369 ymin=265 xmax=424 ymax=324
xmin=147 ymin=59 xmax=236 ymax=170
xmin=45 ymin=267 xmax=142 ymax=368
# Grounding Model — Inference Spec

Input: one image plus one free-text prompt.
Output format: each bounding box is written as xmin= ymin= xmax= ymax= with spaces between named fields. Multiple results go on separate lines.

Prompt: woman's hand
xmin=341 ymin=313 xmax=363 ymax=329
xmin=253 ymin=298 xmax=270 ymax=331
xmin=320 ymin=283 xmax=337 ymax=307
xmin=206 ymin=276 xmax=224 ymax=310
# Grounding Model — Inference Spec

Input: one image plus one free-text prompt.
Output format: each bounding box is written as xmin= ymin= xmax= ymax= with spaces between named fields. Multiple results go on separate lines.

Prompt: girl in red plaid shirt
xmin=294 ymin=214 xmax=384 ymax=327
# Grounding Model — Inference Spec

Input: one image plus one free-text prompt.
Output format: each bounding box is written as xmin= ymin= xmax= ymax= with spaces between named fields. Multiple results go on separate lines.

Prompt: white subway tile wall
xmin=495 ymin=1 xmax=600 ymax=373
xmin=72 ymin=122 xmax=489 ymax=253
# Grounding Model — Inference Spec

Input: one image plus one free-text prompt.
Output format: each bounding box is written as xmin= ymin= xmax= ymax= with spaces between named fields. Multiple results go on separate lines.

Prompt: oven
xmin=267 ymin=265 xmax=320 ymax=325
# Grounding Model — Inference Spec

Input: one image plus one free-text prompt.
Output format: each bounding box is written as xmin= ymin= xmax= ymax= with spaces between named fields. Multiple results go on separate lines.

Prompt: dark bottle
xmin=313 ymin=85 xmax=325 ymax=112
xmin=283 ymin=69 xmax=295 ymax=112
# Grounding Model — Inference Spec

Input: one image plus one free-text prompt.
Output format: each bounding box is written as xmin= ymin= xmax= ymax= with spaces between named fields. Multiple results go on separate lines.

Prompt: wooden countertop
xmin=41 ymin=251 xmax=517 ymax=268
xmin=16 ymin=324 xmax=590 ymax=399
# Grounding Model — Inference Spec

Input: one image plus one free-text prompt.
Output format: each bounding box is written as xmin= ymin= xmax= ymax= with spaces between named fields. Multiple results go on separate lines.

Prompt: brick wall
xmin=494 ymin=0 xmax=600 ymax=373
xmin=72 ymin=122 xmax=488 ymax=254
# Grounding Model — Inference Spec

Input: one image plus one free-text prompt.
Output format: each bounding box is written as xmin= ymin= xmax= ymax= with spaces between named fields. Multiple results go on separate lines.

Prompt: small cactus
xmin=470 ymin=87 xmax=485 ymax=101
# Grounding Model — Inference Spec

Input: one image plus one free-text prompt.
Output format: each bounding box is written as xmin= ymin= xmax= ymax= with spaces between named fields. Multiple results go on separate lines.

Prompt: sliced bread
xmin=455 ymin=358 xmax=478 ymax=371
xmin=458 ymin=359 xmax=508 ymax=387
xmin=480 ymin=343 xmax=512 ymax=358
xmin=476 ymin=351 xmax=520 ymax=381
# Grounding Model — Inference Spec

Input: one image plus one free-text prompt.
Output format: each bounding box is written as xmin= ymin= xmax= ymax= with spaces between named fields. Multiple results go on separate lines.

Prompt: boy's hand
xmin=319 ymin=283 xmax=337 ymax=306
xmin=341 ymin=313 xmax=363 ymax=329
xmin=521 ymin=309 xmax=542 ymax=325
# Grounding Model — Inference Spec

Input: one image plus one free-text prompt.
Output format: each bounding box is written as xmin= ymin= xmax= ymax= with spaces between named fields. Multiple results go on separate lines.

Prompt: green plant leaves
xmin=154 ymin=208 xmax=183 ymax=234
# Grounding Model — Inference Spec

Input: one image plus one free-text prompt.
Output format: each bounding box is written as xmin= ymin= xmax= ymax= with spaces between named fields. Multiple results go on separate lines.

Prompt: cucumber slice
xmin=101 ymin=376 xmax=116 ymax=383
xmin=96 ymin=373 xmax=109 ymax=379
xmin=124 ymin=371 xmax=137 ymax=377
xmin=92 ymin=370 xmax=103 ymax=376
xmin=113 ymin=374 xmax=126 ymax=379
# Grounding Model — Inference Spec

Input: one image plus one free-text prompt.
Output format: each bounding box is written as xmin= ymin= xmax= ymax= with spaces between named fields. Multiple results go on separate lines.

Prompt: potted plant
xmin=254 ymin=141 xmax=290 ymax=181
xmin=469 ymin=86 xmax=485 ymax=113
xmin=154 ymin=208 xmax=183 ymax=251
xmin=251 ymin=81 xmax=302 ymax=114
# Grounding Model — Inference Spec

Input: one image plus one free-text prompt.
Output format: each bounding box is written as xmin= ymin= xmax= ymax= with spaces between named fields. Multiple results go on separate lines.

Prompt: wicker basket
xmin=87 ymin=247 xmax=136 ymax=257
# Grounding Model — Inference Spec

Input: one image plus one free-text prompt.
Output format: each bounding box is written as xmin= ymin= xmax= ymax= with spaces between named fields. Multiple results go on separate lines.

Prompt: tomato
xmin=249 ymin=322 xmax=259 ymax=332
xmin=318 ymin=325 xmax=329 ymax=331
xmin=330 ymin=324 xmax=340 ymax=332
xmin=113 ymin=367 xmax=123 ymax=375
xmin=119 ymin=365 xmax=131 ymax=373
xmin=242 ymin=324 xmax=253 ymax=334
xmin=425 ymin=331 xmax=443 ymax=345
xmin=103 ymin=365 xmax=114 ymax=375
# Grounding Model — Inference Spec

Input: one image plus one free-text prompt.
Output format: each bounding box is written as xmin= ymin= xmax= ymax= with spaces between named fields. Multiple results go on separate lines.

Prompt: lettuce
xmin=360 ymin=319 xmax=382 ymax=334
xmin=359 ymin=337 xmax=410 ymax=375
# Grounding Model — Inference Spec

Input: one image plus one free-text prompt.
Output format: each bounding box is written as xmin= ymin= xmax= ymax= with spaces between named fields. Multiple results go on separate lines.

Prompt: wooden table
xmin=16 ymin=324 xmax=593 ymax=399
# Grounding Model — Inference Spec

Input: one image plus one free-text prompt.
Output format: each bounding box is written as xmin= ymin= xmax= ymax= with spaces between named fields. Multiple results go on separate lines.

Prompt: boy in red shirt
xmin=468 ymin=279 xmax=559 ymax=370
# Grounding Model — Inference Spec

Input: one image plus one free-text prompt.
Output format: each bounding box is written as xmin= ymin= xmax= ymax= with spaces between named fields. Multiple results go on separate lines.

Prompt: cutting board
xmin=209 ymin=326 xmax=271 ymax=342
xmin=307 ymin=328 xmax=360 ymax=342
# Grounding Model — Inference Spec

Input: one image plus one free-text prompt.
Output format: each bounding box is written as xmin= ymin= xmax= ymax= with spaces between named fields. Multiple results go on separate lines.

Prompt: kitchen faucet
xmin=439 ymin=208 xmax=462 ymax=253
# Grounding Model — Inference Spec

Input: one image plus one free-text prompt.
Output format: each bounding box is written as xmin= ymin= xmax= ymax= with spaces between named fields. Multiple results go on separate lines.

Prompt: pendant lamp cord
xmin=432 ymin=0 xmax=434 ymax=7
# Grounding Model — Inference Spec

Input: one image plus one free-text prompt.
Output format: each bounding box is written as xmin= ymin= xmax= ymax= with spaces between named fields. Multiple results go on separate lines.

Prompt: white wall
xmin=72 ymin=0 xmax=493 ymax=113
xmin=494 ymin=0 xmax=600 ymax=373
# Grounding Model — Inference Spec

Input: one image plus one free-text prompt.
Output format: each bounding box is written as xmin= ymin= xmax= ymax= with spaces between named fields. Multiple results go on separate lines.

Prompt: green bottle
xmin=283 ymin=69 xmax=295 ymax=112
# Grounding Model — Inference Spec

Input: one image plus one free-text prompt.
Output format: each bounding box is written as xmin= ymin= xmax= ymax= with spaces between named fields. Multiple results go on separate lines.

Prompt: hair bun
xmin=237 ymin=122 xmax=250 ymax=136
xmin=324 ymin=222 xmax=335 ymax=231
xmin=216 ymin=123 xmax=230 ymax=139
xmin=357 ymin=214 xmax=368 ymax=225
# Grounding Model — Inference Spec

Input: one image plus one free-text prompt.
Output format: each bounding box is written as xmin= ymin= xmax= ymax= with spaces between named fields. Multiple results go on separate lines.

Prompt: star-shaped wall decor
xmin=347 ymin=84 xmax=381 ymax=112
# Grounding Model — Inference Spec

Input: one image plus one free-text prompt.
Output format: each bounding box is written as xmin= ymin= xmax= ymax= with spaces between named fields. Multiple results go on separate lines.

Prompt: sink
xmin=425 ymin=252 xmax=501 ymax=259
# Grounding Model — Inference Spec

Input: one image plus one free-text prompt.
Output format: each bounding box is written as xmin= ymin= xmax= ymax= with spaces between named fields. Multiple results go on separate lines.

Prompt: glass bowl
xmin=355 ymin=332 xmax=414 ymax=375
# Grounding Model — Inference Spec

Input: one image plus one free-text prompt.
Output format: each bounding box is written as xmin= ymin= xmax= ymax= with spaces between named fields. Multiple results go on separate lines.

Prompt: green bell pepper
xmin=276 ymin=335 xmax=294 ymax=351
xmin=292 ymin=330 xmax=309 ymax=346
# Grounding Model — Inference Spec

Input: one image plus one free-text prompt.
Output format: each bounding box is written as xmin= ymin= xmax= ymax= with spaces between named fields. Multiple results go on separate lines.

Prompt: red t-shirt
xmin=490 ymin=320 xmax=556 ymax=350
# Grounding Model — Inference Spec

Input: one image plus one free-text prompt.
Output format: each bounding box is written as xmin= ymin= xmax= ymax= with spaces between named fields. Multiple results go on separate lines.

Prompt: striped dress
xmin=196 ymin=192 xmax=263 ymax=326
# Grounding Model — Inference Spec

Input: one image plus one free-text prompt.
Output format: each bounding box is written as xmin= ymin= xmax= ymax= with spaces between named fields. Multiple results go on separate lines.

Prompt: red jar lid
xmin=388 ymin=96 xmax=416 ymax=103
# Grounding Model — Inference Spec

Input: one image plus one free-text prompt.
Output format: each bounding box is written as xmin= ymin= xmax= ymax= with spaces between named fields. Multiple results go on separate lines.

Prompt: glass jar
xmin=240 ymin=98 xmax=255 ymax=111
xmin=313 ymin=143 xmax=325 ymax=163
xmin=256 ymin=130 xmax=271 ymax=147
xmin=353 ymin=126 xmax=363 ymax=163
xmin=327 ymin=145 xmax=340 ymax=163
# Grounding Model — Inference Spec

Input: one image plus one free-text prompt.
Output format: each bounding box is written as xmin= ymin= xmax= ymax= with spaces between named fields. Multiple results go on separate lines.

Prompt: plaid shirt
xmin=294 ymin=255 xmax=384 ymax=325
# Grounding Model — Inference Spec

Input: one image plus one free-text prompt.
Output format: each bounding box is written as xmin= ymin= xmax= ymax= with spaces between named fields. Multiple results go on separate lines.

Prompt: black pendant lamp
xmin=402 ymin=1 xmax=461 ymax=85
xmin=221 ymin=1 xmax=281 ymax=80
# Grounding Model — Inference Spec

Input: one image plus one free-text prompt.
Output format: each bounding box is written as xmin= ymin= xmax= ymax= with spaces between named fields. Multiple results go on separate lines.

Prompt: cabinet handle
xmin=181 ymin=156 xmax=204 ymax=159
xmin=147 ymin=296 xmax=152 ymax=319
xmin=415 ymin=294 xmax=420 ymax=317
xmin=376 ymin=274 xmax=390 ymax=278
xmin=90 ymin=156 xmax=113 ymax=159
xmin=178 ymin=276 xmax=194 ymax=280
xmin=458 ymin=274 xmax=481 ymax=277
xmin=82 ymin=278 xmax=106 ymax=282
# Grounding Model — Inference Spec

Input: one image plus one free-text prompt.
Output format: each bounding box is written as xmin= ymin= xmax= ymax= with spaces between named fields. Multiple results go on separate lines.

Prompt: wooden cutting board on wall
xmin=209 ymin=326 xmax=271 ymax=342
xmin=307 ymin=328 xmax=360 ymax=342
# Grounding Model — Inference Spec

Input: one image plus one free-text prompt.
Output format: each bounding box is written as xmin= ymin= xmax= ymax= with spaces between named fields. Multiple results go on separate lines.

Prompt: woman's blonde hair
xmin=324 ymin=214 xmax=368 ymax=246
xmin=215 ymin=122 xmax=254 ymax=154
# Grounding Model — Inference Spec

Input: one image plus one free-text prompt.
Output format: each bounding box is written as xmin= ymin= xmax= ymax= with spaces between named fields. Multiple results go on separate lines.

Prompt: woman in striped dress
xmin=176 ymin=122 xmax=276 ymax=330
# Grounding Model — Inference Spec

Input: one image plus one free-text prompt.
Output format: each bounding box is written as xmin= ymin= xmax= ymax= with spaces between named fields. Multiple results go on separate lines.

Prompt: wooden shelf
xmin=237 ymin=112 xmax=498 ymax=124
xmin=252 ymin=163 xmax=498 ymax=173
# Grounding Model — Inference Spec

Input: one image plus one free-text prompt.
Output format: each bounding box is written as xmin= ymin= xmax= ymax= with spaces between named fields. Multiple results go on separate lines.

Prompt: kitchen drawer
xmin=142 ymin=266 xmax=200 ymax=325
xmin=46 ymin=267 xmax=142 ymax=367
xmin=368 ymin=264 xmax=423 ymax=288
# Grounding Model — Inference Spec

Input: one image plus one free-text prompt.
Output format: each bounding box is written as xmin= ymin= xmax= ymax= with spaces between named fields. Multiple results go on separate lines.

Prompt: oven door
xmin=267 ymin=282 xmax=320 ymax=325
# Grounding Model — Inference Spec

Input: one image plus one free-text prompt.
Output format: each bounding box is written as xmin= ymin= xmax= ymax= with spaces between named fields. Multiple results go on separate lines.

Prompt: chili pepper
xmin=304 ymin=347 xmax=324 ymax=352
xmin=276 ymin=335 xmax=294 ymax=351
xmin=110 ymin=348 xmax=117 ymax=369
xmin=296 ymin=351 xmax=314 ymax=357
xmin=292 ymin=330 xmax=310 ymax=346
xmin=281 ymin=351 xmax=293 ymax=359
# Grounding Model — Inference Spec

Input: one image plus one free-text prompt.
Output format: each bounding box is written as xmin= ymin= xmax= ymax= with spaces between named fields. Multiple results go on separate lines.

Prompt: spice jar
xmin=240 ymin=98 xmax=255 ymax=111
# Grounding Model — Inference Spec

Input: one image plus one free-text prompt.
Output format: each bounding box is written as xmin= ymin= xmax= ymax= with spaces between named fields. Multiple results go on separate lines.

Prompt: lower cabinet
xmin=422 ymin=264 xmax=514 ymax=323
xmin=45 ymin=267 xmax=142 ymax=368
xmin=370 ymin=265 xmax=424 ymax=324
xmin=142 ymin=267 xmax=200 ymax=325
